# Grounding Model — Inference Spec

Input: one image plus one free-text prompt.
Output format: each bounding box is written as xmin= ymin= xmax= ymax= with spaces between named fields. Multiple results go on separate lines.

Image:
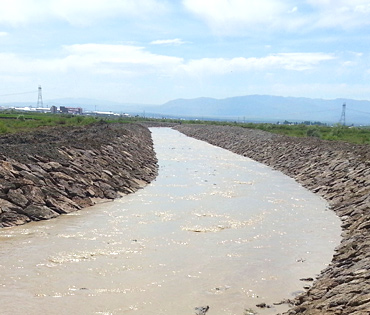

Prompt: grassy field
xmin=0 ymin=111 xmax=369 ymax=144
xmin=177 ymin=119 xmax=370 ymax=144
xmin=0 ymin=112 xmax=131 ymax=134
xmin=238 ymin=122 xmax=370 ymax=144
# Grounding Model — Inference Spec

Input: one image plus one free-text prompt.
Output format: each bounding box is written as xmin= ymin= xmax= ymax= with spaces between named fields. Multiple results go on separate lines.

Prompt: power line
xmin=0 ymin=90 xmax=36 ymax=97
xmin=347 ymin=108 xmax=370 ymax=116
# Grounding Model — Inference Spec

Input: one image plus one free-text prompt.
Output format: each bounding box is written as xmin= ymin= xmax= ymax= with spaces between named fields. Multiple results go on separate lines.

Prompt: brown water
xmin=0 ymin=128 xmax=341 ymax=315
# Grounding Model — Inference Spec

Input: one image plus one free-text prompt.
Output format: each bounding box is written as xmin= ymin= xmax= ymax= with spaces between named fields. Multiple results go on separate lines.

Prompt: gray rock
xmin=194 ymin=306 xmax=209 ymax=315
xmin=0 ymin=199 xmax=23 ymax=213
xmin=20 ymin=204 xmax=59 ymax=220
xmin=22 ymin=185 xmax=45 ymax=205
xmin=0 ymin=212 xmax=31 ymax=227
xmin=8 ymin=188 xmax=29 ymax=207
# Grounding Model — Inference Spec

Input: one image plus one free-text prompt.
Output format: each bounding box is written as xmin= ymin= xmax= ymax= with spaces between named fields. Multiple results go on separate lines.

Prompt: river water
xmin=0 ymin=128 xmax=341 ymax=315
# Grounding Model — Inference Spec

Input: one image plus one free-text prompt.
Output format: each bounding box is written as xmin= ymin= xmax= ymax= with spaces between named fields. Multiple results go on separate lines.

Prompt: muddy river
xmin=0 ymin=128 xmax=341 ymax=315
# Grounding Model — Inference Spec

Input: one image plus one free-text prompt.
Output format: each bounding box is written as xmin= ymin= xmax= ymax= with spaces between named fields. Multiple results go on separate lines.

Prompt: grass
xmin=237 ymin=122 xmax=370 ymax=144
xmin=0 ymin=111 xmax=369 ymax=144
xmin=177 ymin=119 xmax=370 ymax=144
xmin=0 ymin=112 xmax=132 ymax=134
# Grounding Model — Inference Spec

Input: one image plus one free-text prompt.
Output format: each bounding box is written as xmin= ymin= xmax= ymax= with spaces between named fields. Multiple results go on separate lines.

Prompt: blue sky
xmin=0 ymin=0 xmax=370 ymax=105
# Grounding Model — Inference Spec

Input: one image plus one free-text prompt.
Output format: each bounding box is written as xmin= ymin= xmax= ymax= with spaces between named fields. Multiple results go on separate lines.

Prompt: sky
xmin=0 ymin=0 xmax=370 ymax=105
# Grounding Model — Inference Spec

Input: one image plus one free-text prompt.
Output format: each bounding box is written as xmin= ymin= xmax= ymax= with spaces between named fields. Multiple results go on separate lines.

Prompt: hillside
xmin=157 ymin=95 xmax=370 ymax=125
xmin=2 ymin=95 xmax=370 ymax=125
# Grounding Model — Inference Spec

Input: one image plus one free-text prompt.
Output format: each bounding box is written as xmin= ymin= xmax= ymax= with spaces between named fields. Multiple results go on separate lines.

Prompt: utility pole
xmin=339 ymin=103 xmax=346 ymax=126
xmin=37 ymin=85 xmax=43 ymax=107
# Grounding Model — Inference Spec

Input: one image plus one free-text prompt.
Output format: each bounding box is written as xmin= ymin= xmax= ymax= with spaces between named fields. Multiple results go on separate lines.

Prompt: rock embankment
xmin=0 ymin=123 xmax=158 ymax=228
xmin=174 ymin=124 xmax=370 ymax=314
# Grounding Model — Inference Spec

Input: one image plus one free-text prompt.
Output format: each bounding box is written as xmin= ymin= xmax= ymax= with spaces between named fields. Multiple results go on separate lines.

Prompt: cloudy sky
xmin=0 ymin=0 xmax=370 ymax=105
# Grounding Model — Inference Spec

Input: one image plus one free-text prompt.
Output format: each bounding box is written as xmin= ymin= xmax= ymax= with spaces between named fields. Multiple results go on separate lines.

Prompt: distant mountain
xmin=1 ymin=95 xmax=369 ymax=125
xmin=154 ymin=95 xmax=370 ymax=125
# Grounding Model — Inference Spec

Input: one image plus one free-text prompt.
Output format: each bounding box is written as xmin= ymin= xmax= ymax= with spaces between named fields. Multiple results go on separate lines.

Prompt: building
xmin=59 ymin=106 xmax=83 ymax=115
xmin=50 ymin=106 xmax=57 ymax=114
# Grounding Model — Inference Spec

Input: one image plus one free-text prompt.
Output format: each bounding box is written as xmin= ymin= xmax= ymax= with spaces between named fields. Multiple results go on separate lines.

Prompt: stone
xmin=66 ymin=183 xmax=87 ymax=198
xmin=38 ymin=162 xmax=53 ymax=171
xmin=194 ymin=306 xmax=209 ymax=315
xmin=46 ymin=161 xmax=63 ymax=171
xmin=10 ymin=160 xmax=30 ymax=172
xmin=98 ymin=182 xmax=118 ymax=199
xmin=0 ymin=165 xmax=15 ymax=179
xmin=28 ymin=164 xmax=49 ymax=176
xmin=348 ymin=293 xmax=370 ymax=307
xmin=19 ymin=170 xmax=46 ymax=186
xmin=50 ymin=171 xmax=75 ymax=182
xmin=41 ymin=185 xmax=67 ymax=198
xmin=0 ymin=179 xmax=16 ymax=193
xmin=0 ymin=199 xmax=23 ymax=213
xmin=45 ymin=195 xmax=80 ymax=214
xmin=0 ymin=212 xmax=31 ymax=227
xmin=72 ymin=196 xmax=94 ymax=208
xmin=1 ymin=161 xmax=14 ymax=172
xmin=12 ymin=178 xmax=35 ymax=188
xmin=20 ymin=204 xmax=59 ymax=220
xmin=22 ymin=185 xmax=45 ymax=205
xmin=7 ymin=188 xmax=29 ymax=207
xmin=102 ymin=169 xmax=113 ymax=177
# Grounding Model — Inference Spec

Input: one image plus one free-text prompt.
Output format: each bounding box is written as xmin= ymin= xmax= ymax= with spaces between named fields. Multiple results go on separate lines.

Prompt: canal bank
xmin=174 ymin=124 xmax=370 ymax=314
xmin=0 ymin=123 xmax=158 ymax=227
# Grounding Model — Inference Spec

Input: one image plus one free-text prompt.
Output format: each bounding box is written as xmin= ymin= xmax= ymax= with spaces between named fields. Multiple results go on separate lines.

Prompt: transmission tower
xmin=339 ymin=102 xmax=346 ymax=126
xmin=37 ymin=85 xmax=43 ymax=107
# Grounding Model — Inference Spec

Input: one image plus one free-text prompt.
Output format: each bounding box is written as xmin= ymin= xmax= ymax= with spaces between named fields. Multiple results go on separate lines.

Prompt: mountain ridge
xmin=157 ymin=95 xmax=370 ymax=124
xmin=1 ymin=95 xmax=369 ymax=125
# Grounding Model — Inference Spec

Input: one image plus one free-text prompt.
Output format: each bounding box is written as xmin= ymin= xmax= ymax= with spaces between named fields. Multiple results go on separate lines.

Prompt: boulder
xmin=0 ymin=199 xmax=23 ymax=213
xmin=0 ymin=212 xmax=31 ymax=227
xmin=22 ymin=185 xmax=45 ymax=205
xmin=19 ymin=204 xmax=59 ymax=220
xmin=45 ymin=195 xmax=81 ymax=214
xmin=7 ymin=188 xmax=29 ymax=208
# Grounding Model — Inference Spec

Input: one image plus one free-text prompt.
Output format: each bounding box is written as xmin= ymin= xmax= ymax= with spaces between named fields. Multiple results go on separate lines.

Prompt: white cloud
xmin=0 ymin=0 xmax=33 ymax=25
xmin=299 ymin=0 xmax=370 ymax=29
xmin=182 ymin=0 xmax=305 ymax=34
xmin=182 ymin=0 xmax=370 ymax=34
xmin=269 ymin=82 xmax=370 ymax=101
xmin=181 ymin=53 xmax=335 ymax=75
xmin=183 ymin=0 xmax=287 ymax=23
xmin=150 ymin=38 xmax=186 ymax=45
xmin=0 ymin=0 xmax=167 ymax=26
xmin=0 ymin=45 xmax=335 ymax=80
xmin=51 ymin=0 xmax=168 ymax=26
xmin=0 ymin=44 xmax=184 ymax=76
xmin=63 ymin=44 xmax=183 ymax=74
xmin=0 ymin=31 xmax=8 ymax=36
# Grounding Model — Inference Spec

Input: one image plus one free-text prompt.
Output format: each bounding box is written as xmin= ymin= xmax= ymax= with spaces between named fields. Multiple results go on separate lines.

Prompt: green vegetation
xmin=175 ymin=119 xmax=370 ymax=144
xmin=235 ymin=122 xmax=370 ymax=144
xmin=0 ymin=110 xmax=369 ymax=144
xmin=0 ymin=112 xmax=126 ymax=134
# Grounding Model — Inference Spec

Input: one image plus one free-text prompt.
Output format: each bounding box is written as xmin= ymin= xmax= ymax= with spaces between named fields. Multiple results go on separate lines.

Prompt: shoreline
xmin=0 ymin=123 xmax=158 ymax=228
xmin=174 ymin=124 xmax=370 ymax=314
